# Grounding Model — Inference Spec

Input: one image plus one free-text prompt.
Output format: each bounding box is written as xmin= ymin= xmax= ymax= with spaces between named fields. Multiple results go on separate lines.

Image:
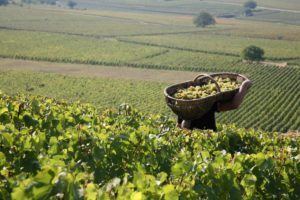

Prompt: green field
xmin=0 ymin=30 xmax=166 ymax=65
xmin=122 ymin=34 xmax=300 ymax=59
xmin=0 ymin=69 xmax=299 ymax=133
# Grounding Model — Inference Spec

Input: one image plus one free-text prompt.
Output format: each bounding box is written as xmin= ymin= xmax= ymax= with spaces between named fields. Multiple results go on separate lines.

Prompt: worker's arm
xmin=218 ymin=80 xmax=252 ymax=112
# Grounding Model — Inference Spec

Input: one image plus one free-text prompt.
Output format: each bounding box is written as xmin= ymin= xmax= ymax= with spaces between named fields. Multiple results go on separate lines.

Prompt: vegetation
xmin=0 ymin=92 xmax=300 ymax=199
xmin=0 ymin=70 xmax=299 ymax=133
xmin=0 ymin=3 xmax=299 ymax=133
xmin=124 ymin=34 xmax=300 ymax=60
xmin=242 ymin=46 xmax=265 ymax=61
xmin=0 ymin=1 xmax=299 ymax=199
xmin=193 ymin=12 xmax=216 ymax=27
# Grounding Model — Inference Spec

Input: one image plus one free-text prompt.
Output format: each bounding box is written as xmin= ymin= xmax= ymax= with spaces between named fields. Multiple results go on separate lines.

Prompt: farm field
xmin=0 ymin=30 xmax=167 ymax=66
xmin=213 ymin=19 xmax=300 ymax=41
xmin=74 ymin=0 xmax=243 ymax=16
xmin=209 ymin=0 xmax=300 ymax=11
xmin=0 ymin=6 xmax=202 ymax=36
xmin=246 ymin=9 xmax=300 ymax=25
xmin=0 ymin=62 xmax=299 ymax=133
xmin=1 ymin=5 xmax=300 ymax=40
xmin=71 ymin=0 xmax=300 ymax=25
xmin=0 ymin=4 xmax=300 ymax=134
xmin=122 ymin=34 xmax=300 ymax=59
xmin=1 ymin=1 xmax=300 ymax=199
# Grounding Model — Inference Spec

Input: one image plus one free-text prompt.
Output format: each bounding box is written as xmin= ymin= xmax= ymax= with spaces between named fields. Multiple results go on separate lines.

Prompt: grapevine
xmin=0 ymin=92 xmax=300 ymax=199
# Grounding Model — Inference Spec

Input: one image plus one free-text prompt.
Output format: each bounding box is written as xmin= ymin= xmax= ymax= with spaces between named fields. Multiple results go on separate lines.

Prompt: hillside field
xmin=0 ymin=4 xmax=299 ymax=134
xmin=1 ymin=1 xmax=300 ymax=199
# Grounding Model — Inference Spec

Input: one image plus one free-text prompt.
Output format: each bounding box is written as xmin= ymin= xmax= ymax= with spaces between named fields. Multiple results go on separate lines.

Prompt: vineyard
xmin=0 ymin=92 xmax=300 ymax=199
xmin=122 ymin=34 xmax=300 ymax=60
xmin=0 ymin=2 xmax=300 ymax=198
xmin=0 ymin=5 xmax=299 ymax=131
xmin=0 ymin=69 xmax=299 ymax=133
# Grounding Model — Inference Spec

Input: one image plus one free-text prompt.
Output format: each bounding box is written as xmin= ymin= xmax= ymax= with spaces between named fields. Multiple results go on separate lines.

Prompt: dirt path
xmin=0 ymin=58 xmax=199 ymax=83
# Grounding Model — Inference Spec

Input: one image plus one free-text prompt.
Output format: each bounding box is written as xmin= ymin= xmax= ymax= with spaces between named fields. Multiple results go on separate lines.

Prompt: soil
xmin=0 ymin=58 xmax=199 ymax=83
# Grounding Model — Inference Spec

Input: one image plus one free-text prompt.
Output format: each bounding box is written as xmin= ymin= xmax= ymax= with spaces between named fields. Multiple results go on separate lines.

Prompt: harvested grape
xmin=173 ymin=77 xmax=240 ymax=100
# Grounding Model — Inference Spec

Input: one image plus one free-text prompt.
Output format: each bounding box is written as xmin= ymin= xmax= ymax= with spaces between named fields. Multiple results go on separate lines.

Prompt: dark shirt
xmin=177 ymin=103 xmax=218 ymax=131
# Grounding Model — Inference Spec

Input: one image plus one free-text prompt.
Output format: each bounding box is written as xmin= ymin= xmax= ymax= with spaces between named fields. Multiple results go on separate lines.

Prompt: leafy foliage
xmin=0 ymin=92 xmax=299 ymax=199
xmin=193 ymin=12 xmax=216 ymax=27
xmin=242 ymin=45 xmax=265 ymax=61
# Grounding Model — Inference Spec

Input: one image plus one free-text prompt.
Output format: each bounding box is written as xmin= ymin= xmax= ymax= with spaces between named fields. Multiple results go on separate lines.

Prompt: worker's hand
xmin=239 ymin=79 xmax=252 ymax=93
xmin=231 ymin=79 xmax=252 ymax=108
xmin=218 ymin=79 xmax=252 ymax=112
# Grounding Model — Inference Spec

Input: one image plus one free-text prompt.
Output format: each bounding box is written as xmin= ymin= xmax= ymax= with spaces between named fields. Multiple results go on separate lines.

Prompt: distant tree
xmin=0 ymin=0 xmax=9 ymax=6
xmin=244 ymin=8 xmax=253 ymax=16
xmin=193 ymin=12 xmax=216 ymax=27
xmin=242 ymin=45 xmax=265 ymax=61
xmin=68 ymin=0 xmax=76 ymax=9
xmin=244 ymin=0 xmax=257 ymax=9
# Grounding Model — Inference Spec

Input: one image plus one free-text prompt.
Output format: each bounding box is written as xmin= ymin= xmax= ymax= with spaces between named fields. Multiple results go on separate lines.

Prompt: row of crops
xmin=119 ymin=34 xmax=300 ymax=60
xmin=0 ymin=68 xmax=299 ymax=133
xmin=0 ymin=92 xmax=300 ymax=199
xmin=218 ymin=66 xmax=300 ymax=132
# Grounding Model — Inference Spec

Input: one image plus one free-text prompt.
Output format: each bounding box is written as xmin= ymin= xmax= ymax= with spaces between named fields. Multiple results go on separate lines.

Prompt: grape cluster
xmin=173 ymin=77 xmax=240 ymax=100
